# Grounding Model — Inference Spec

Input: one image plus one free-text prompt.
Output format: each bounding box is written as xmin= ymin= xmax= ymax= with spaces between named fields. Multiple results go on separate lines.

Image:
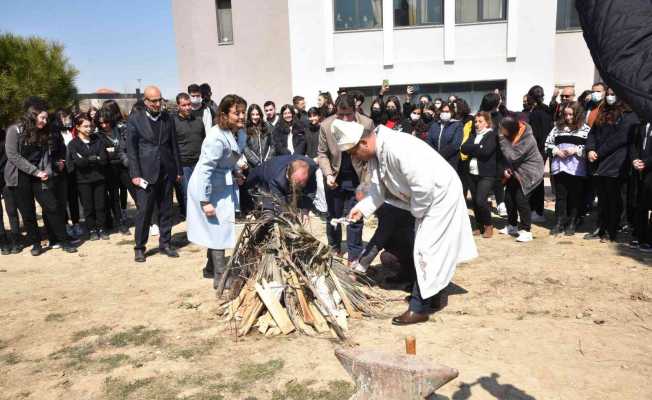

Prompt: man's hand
xmin=202 ymin=203 xmax=216 ymax=217
xmin=300 ymin=212 xmax=310 ymax=226
xmin=348 ymin=208 xmax=363 ymax=223
xmin=326 ymin=174 xmax=338 ymax=189
xmin=380 ymin=81 xmax=389 ymax=95
xmin=406 ymin=85 xmax=415 ymax=96
xmin=553 ymin=87 xmax=560 ymax=99
xmin=36 ymin=171 xmax=48 ymax=181
xmin=176 ymin=175 xmax=182 ymax=183
xmin=234 ymin=171 xmax=246 ymax=186
xmin=56 ymin=160 xmax=65 ymax=171
xmin=132 ymin=177 xmax=142 ymax=186
xmin=588 ymin=151 xmax=598 ymax=162
xmin=633 ymin=159 xmax=646 ymax=171
xmin=503 ymin=169 xmax=512 ymax=179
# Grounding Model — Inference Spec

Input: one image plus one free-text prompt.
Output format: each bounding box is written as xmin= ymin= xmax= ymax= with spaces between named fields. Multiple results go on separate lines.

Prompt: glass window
xmin=456 ymin=0 xmax=507 ymax=24
xmin=216 ymin=0 xmax=233 ymax=44
xmin=556 ymin=0 xmax=580 ymax=31
xmin=334 ymin=0 xmax=383 ymax=31
xmin=394 ymin=0 xmax=444 ymax=27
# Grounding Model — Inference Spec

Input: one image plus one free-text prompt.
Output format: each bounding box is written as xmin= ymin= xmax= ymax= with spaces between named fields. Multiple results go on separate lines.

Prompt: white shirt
xmin=287 ymin=126 xmax=294 ymax=154
xmin=469 ymin=128 xmax=492 ymax=176
xmin=61 ymin=130 xmax=73 ymax=146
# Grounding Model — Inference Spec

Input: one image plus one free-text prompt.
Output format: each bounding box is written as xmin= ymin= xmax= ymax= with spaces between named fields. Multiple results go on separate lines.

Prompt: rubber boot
xmin=210 ymin=249 xmax=227 ymax=290
xmin=203 ymin=249 xmax=214 ymax=278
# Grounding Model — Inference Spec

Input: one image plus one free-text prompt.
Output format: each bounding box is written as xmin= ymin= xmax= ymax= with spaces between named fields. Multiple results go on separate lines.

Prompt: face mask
xmin=387 ymin=109 xmax=399 ymax=119
xmin=423 ymin=113 xmax=433 ymax=122
xmin=372 ymin=107 xmax=381 ymax=114
xmin=190 ymin=96 xmax=202 ymax=106
xmin=606 ymin=95 xmax=617 ymax=105
xmin=410 ymin=113 xmax=420 ymax=122
xmin=440 ymin=112 xmax=451 ymax=122
xmin=434 ymin=102 xmax=442 ymax=109
xmin=591 ymin=92 xmax=603 ymax=103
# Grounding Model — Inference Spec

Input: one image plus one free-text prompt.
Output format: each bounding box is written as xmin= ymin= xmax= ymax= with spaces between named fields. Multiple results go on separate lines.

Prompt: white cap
xmin=332 ymin=119 xmax=365 ymax=152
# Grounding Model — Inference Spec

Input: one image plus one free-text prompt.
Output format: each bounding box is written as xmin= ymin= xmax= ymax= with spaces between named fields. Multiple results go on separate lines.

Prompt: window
xmin=334 ymin=0 xmax=382 ymax=31
xmin=556 ymin=0 xmax=580 ymax=31
xmin=394 ymin=0 xmax=444 ymax=27
xmin=456 ymin=0 xmax=507 ymax=24
xmin=216 ymin=0 xmax=233 ymax=44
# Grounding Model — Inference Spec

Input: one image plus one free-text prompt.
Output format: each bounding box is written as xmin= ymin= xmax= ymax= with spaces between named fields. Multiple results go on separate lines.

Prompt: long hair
xmin=217 ymin=94 xmax=247 ymax=130
xmin=527 ymin=85 xmax=545 ymax=105
xmin=102 ymin=100 xmax=125 ymax=123
xmin=479 ymin=93 xmax=501 ymax=112
xmin=278 ymin=104 xmax=296 ymax=130
xmin=595 ymin=98 xmax=629 ymax=126
xmin=555 ymin=101 xmax=585 ymax=131
xmin=20 ymin=101 xmax=50 ymax=146
xmin=246 ymin=104 xmax=267 ymax=135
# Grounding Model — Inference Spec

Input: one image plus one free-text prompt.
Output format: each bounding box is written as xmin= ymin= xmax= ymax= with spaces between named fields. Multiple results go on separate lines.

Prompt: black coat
xmin=586 ymin=112 xmax=639 ymax=178
xmin=50 ymin=129 xmax=68 ymax=176
xmin=528 ymin=104 xmax=554 ymax=155
xmin=126 ymin=110 xmax=181 ymax=183
xmin=271 ymin=121 xmax=306 ymax=156
xmin=305 ymin=123 xmax=320 ymax=159
xmin=577 ymin=0 xmax=652 ymax=121
xmin=66 ymin=134 xmax=108 ymax=184
xmin=244 ymin=125 xmax=272 ymax=168
xmin=460 ymin=129 xmax=498 ymax=177
xmin=631 ymin=122 xmax=652 ymax=171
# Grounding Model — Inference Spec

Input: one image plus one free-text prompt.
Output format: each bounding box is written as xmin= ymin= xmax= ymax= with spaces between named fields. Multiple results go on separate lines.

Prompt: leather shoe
xmin=391 ymin=310 xmax=429 ymax=326
xmin=134 ymin=249 xmax=146 ymax=263
xmin=160 ymin=246 xmax=179 ymax=258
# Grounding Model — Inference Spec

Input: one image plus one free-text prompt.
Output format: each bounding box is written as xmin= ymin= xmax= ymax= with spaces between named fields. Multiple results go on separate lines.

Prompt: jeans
xmin=180 ymin=165 xmax=195 ymax=216
xmin=553 ymin=172 xmax=584 ymax=225
xmin=325 ymin=187 xmax=363 ymax=261
xmin=78 ymin=180 xmax=107 ymax=232
xmin=468 ymin=174 xmax=494 ymax=228
xmin=505 ymin=177 xmax=533 ymax=231
xmin=408 ymin=280 xmax=443 ymax=313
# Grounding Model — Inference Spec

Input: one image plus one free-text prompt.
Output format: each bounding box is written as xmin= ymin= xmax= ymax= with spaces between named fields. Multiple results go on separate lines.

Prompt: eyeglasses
xmin=560 ymin=95 xmax=573 ymax=99
xmin=145 ymin=98 xmax=163 ymax=104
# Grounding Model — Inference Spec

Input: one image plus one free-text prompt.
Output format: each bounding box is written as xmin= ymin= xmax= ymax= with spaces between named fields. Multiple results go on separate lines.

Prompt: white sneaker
xmin=497 ymin=202 xmax=508 ymax=217
xmin=531 ymin=211 xmax=545 ymax=223
xmin=498 ymin=225 xmax=518 ymax=236
xmin=516 ymin=230 xmax=533 ymax=242
xmin=150 ymin=224 xmax=160 ymax=236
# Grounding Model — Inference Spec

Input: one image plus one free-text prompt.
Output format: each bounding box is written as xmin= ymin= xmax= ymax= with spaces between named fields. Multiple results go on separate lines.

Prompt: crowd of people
xmin=1 ymin=81 xmax=651 ymax=268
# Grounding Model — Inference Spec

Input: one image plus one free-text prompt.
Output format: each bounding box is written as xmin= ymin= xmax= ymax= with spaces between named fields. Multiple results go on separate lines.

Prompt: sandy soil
xmin=0 ymin=203 xmax=650 ymax=400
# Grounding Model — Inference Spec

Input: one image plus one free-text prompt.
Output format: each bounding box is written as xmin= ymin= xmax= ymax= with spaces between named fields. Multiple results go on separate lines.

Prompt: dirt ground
xmin=0 ymin=199 xmax=651 ymax=400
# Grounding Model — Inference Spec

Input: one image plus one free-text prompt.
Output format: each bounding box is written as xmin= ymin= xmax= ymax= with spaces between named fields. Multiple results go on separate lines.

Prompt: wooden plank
xmin=288 ymin=271 xmax=315 ymax=324
xmin=330 ymin=271 xmax=362 ymax=319
xmin=255 ymin=283 xmax=295 ymax=335
xmin=308 ymin=302 xmax=330 ymax=333
xmin=238 ymin=296 xmax=264 ymax=336
xmin=257 ymin=312 xmax=271 ymax=335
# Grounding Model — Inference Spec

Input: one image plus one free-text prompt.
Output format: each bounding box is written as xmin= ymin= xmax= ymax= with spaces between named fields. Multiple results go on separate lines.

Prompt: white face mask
xmin=434 ymin=102 xmax=442 ymax=109
xmin=605 ymin=95 xmax=617 ymax=105
xmin=190 ymin=96 xmax=202 ymax=106
xmin=440 ymin=112 xmax=451 ymax=122
xmin=591 ymin=92 xmax=603 ymax=103
xmin=410 ymin=112 xmax=420 ymax=121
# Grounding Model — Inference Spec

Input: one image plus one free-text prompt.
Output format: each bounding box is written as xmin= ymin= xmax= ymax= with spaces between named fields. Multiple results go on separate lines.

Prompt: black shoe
xmin=62 ymin=243 xmax=78 ymax=253
xmin=583 ymin=229 xmax=602 ymax=240
xmin=10 ymin=242 xmax=21 ymax=254
xmin=89 ymin=230 xmax=99 ymax=241
xmin=30 ymin=245 xmax=43 ymax=256
xmin=564 ymin=222 xmax=576 ymax=236
xmin=160 ymin=246 xmax=179 ymax=258
xmin=134 ymin=249 xmax=146 ymax=262
xmin=119 ymin=225 xmax=130 ymax=235
xmin=99 ymin=230 xmax=110 ymax=240
xmin=550 ymin=222 xmax=564 ymax=236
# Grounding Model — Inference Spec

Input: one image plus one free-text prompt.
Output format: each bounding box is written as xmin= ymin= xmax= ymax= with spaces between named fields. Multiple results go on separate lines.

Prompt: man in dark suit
xmin=127 ymin=85 xmax=182 ymax=262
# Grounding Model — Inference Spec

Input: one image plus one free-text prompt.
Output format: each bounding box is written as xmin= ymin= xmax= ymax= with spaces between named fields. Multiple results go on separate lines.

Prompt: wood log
xmin=330 ymin=271 xmax=362 ymax=319
xmin=238 ymin=296 xmax=264 ymax=336
xmin=308 ymin=302 xmax=330 ymax=333
xmin=288 ymin=271 xmax=315 ymax=324
xmin=255 ymin=282 xmax=295 ymax=335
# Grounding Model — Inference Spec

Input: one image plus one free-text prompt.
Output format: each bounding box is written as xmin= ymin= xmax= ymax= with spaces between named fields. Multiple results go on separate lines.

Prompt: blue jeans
xmin=325 ymin=187 xmax=363 ymax=261
xmin=181 ymin=165 xmax=195 ymax=215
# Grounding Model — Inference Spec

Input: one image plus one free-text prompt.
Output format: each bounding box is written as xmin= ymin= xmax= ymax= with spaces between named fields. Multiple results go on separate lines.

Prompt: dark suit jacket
xmin=246 ymin=155 xmax=317 ymax=211
xmin=126 ymin=110 xmax=181 ymax=183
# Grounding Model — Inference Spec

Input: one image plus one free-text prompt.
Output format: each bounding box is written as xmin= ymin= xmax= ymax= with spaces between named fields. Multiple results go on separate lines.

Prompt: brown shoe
xmin=482 ymin=225 xmax=493 ymax=238
xmin=391 ymin=310 xmax=429 ymax=326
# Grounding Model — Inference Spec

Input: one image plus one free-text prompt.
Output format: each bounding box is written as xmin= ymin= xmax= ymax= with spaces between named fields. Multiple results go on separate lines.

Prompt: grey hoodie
xmin=498 ymin=122 xmax=544 ymax=196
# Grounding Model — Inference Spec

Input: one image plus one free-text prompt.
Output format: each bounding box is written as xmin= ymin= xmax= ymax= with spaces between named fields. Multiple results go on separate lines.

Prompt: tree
xmin=0 ymin=33 xmax=78 ymax=128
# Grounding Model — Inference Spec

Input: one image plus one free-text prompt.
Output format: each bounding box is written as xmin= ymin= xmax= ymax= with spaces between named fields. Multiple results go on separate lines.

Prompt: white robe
xmin=354 ymin=126 xmax=478 ymax=299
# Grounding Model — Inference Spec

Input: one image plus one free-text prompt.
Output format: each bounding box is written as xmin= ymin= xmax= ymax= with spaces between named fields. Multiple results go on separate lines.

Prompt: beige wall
xmin=553 ymin=31 xmax=597 ymax=94
xmin=172 ymin=0 xmax=293 ymax=108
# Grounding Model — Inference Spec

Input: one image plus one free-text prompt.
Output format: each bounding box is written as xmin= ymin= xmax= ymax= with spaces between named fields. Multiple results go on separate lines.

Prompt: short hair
xmin=187 ymin=84 xmax=201 ymax=94
xmin=217 ymin=94 xmax=247 ymax=129
xmin=176 ymin=92 xmax=190 ymax=104
xmin=592 ymin=82 xmax=606 ymax=91
xmin=419 ymin=94 xmax=432 ymax=102
xmin=475 ymin=111 xmax=493 ymax=127
xmin=499 ymin=116 xmax=520 ymax=136
xmin=335 ymin=94 xmax=356 ymax=110
xmin=263 ymin=100 xmax=276 ymax=109
xmin=307 ymin=106 xmax=320 ymax=117
xmin=351 ymin=90 xmax=365 ymax=106
xmin=292 ymin=96 xmax=304 ymax=106
xmin=199 ymin=83 xmax=211 ymax=92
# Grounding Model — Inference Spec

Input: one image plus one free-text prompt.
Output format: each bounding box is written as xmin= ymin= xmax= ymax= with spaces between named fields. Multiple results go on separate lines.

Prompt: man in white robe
xmin=333 ymin=120 xmax=478 ymax=325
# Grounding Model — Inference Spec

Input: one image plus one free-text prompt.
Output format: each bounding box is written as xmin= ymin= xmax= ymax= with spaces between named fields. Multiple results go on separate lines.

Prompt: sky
xmin=0 ymin=0 xmax=179 ymax=97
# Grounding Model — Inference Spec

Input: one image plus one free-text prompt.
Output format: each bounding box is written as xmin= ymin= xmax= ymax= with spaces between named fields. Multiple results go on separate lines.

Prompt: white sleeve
xmin=353 ymin=159 xmax=385 ymax=217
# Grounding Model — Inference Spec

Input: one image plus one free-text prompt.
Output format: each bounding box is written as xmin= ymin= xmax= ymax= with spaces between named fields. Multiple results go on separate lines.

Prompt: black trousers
xmin=469 ymin=175 xmax=494 ymax=228
xmin=134 ymin=176 xmax=174 ymax=250
xmin=633 ymin=172 xmax=652 ymax=245
xmin=529 ymin=152 xmax=547 ymax=215
xmin=118 ymin=168 xmax=137 ymax=209
xmin=0 ymin=184 xmax=21 ymax=238
xmin=505 ymin=177 xmax=532 ymax=231
xmin=66 ymin=172 xmax=80 ymax=224
xmin=457 ymin=159 xmax=471 ymax=201
xmin=78 ymin=180 xmax=107 ymax=232
xmin=325 ymin=186 xmax=363 ymax=261
xmin=596 ymin=176 xmax=624 ymax=240
xmin=553 ymin=172 xmax=585 ymax=225
xmin=492 ymin=178 xmax=505 ymax=205
xmin=14 ymin=172 xmax=68 ymax=246
xmin=105 ymin=166 xmax=123 ymax=229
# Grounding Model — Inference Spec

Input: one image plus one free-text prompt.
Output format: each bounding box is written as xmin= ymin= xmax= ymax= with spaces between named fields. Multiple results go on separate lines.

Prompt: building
xmin=77 ymin=88 xmax=142 ymax=116
xmin=172 ymin=0 xmax=596 ymax=112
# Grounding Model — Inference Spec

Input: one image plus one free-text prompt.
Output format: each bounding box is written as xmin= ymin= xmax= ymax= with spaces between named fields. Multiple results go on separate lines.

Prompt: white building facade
xmin=172 ymin=0 xmax=596 ymax=112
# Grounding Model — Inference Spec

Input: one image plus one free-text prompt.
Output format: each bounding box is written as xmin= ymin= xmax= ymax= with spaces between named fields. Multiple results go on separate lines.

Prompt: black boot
xmin=550 ymin=221 xmax=564 ymax=236
xmin=202 ymin=249 xmax=214 ymax=278
xmin=9 ymin=234 xmax=21 ymax=254
xmin=565 ymin=221 xmax=577 ymax=236
xmin=30 ymin=244 xmax=43 ymax=256
xmin=210 ymin=249 xmax=227 ymax=290
xmin=0 ymin=233 xmax=10 ymax=255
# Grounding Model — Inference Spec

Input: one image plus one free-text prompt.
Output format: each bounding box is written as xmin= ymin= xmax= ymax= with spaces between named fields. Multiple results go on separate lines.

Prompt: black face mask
xmin=387 ymin=109 xmax=400 ymax=120
xmin=422 ymin=114 xmax=433 ymax=123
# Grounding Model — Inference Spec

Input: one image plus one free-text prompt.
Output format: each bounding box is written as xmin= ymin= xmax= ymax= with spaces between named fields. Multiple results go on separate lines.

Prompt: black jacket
xmin=631 ymin=123 xmax=652 ymax=172
xmin=66 ymin=134 xmax=108 ymax=184
xmin=244 ymin=125 xmax=272 ymax=168
xmin=527 ymin=104 xmax=554 ymax=154
xmin=586 ymin=112 xmax=639 ymax=178
xmin=577 ymin=0 xmax=652 ymax=121
xmin=126 ymin=110 xmax=182 ymax=183
xmin=98 ymin=129 xmax=124 ymax=167
xmin=0 ymin=129 xmax=6 ymax=188
xmin=460 ymin=129 xmax=498 ymax=177
xmin=305 ymin=123 xmax=320 ymax=159
xmin=173 ymin=113 xmax=206 ymax=167
xmin=50 ymin=129 xmax=68 ymax=176
xmin=271 ymin=121 xmax=306 ymax=156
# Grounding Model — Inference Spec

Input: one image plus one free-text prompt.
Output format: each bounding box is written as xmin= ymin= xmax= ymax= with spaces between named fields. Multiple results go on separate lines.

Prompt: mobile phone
xmin=139 ymin=179 xmax=149 ymax=190
xmin=382 ymin=79 xmax=389 ymax=87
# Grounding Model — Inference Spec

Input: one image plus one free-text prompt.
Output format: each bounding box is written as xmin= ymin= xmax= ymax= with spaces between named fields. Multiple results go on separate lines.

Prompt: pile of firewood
xmin=216 ymin=204 xmax=386 ymax=342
